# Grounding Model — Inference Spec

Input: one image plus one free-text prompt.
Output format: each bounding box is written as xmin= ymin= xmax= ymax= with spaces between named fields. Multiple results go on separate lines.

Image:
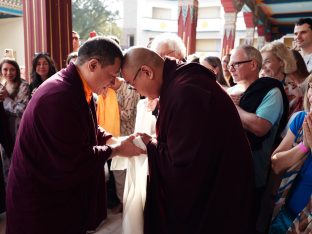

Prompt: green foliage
xmin=72 ymin=0 xmax=121 ymax=40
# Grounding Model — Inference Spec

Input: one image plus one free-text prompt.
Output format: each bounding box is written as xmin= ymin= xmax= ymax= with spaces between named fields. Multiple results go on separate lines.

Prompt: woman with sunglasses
xmin=29 ymin=53 xmax=57 ymax=97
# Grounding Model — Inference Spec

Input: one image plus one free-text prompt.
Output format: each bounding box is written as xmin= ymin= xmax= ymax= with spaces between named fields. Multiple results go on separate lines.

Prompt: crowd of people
xmin=0 ymin=17 xmax=312 ymax=234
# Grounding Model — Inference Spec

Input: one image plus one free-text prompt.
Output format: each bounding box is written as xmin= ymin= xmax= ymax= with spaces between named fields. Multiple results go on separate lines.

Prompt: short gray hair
xmin=234 ymin=45 xmax=263 ymax=72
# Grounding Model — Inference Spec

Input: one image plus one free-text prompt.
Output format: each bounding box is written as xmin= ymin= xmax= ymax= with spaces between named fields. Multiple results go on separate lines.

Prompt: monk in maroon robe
xmin=6 ymin=37 xmax=143 ymax=234
xmin=121 ymin=47 xmax=255 ymax=234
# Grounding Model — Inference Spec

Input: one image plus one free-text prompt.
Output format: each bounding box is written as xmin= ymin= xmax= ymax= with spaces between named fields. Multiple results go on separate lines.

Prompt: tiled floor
xmin=0 ymin=210 xmax=122 ymax=234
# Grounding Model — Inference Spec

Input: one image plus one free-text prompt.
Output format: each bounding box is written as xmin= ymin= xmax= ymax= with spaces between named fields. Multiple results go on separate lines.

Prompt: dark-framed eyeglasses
xmin=227 ymin=60 xmax=252 ymax=70
xmin=72 ymin=37 xmax=79 ymax=41
xmin=127 ymin=68 xmax=141 ymax=89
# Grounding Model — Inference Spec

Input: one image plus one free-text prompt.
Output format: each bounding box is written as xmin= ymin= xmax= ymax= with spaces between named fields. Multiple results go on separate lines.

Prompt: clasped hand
xmin=109 ymin=135 xmax=146 ymax=158
xmin=303 ymin=112 xmax=312 ymax=149
xmin=135 ymin=133 xmax=153 ymax=146
xmin=0 ymin=86 xmax=8 ymax=102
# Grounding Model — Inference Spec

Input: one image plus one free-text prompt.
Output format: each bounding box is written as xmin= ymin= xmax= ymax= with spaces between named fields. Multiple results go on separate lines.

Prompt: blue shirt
xmin=287 ymin=111 xmax=312 ymax=216
xmin=256 ymin=88 xmax=284 ymax=125
xmin=253 ymin=88 xmax=284 ymax=187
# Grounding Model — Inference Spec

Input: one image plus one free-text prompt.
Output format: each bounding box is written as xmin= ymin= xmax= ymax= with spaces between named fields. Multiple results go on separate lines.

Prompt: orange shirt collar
xmin=77 ymin=68 xmax=92 ymax=104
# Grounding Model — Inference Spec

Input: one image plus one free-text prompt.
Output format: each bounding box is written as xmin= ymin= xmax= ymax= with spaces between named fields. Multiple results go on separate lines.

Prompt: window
xmin=196 ymin=39 xmax=221 ymax=52
xmin=198 ymin=7 xmax=220 ymax=19
xmin=152 ymin=7 xmax=171 ymax=19
xmin=128 ymin=35 xmax=135 ymax=47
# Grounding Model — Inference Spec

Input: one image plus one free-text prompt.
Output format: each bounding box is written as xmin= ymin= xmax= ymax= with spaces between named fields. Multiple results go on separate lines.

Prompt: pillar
xmin=257 ymin=24 xmax=266 ymax=50
xmin=220 ymin=0 xmax=243 ymax=57
xmin=265 ymin=28 xmax=272 ymax=43
xmin=22 ymin=0 xmax=72 ymax=81
xmin=243 ymin=12 xmax=255 ymax=46
xmin=178 ymin=0 xmax=198 ymax=56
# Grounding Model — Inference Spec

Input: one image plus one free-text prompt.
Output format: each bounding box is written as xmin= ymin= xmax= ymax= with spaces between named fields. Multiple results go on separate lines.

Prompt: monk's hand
xmin=111 ymin=135 xmax=145 ymax=158
xmin=136 ymin=133 xmax=152 ymax=146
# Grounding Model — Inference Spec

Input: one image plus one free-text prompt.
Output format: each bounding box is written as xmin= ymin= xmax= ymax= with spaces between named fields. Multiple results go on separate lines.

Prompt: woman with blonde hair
xmin=260 ymin=41 xmax=297 ymax=81
xmin=261 ymin=41 xmax=304 ymax=118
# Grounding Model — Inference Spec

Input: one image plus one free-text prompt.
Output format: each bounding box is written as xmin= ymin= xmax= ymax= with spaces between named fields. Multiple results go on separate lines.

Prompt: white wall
xmin=120 ymin=0 xmax=138 ymax=48
xmin=138 ymin=0 xmax=178 ymax=47
xmin=0 ymin=17 xmax=25 ymax=66
xmin=121 ymin=0 xmax=249 ymax=54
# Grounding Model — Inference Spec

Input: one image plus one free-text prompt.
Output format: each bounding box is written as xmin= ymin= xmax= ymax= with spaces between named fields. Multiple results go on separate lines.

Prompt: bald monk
xmin=6 ymin=37 xmax=144 ymax=234
xmin=121 ymin=47 xmax=256 ymax=234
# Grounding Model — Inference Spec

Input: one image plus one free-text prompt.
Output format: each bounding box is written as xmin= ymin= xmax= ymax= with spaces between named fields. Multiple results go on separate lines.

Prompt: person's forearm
xmin=271 ymin=143 xmax=308 ymax=174
xmin=106 ymin=136 xmax=121 ymax=145
xmin=110 ymin=144 xmax=121 ymax=158
xmin=236 ymin=105 xmax=271 ymax=137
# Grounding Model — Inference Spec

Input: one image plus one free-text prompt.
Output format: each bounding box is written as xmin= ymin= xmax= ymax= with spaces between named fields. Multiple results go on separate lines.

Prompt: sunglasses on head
xmin=34 ymin=52 xmax=50 ymax=57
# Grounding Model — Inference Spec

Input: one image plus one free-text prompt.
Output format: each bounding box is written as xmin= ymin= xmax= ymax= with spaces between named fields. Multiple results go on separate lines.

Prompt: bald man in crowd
xmin=121 ymin=47 xmax=255 ymax=234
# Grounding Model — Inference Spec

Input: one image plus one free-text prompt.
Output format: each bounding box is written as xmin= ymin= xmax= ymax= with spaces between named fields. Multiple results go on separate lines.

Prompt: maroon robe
xmin=144 ymin=60 xmax=255 ymax=234
xmin=6 ymin=63 xmax=112 ymax=234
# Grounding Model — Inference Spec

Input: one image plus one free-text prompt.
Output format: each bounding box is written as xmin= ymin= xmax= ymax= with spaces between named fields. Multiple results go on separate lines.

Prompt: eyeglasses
xmin=73 ymin=37 xmax=79 ymax=40
xmin=127 ymin=68 xmax=141 ymax=88
xmin=227 ymin=60 xmax=252 ymax=70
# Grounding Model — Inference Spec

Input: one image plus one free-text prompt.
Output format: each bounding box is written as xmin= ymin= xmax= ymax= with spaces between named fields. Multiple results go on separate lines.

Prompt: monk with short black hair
xmin=6 ymin=36 xmax=144 ymax=234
